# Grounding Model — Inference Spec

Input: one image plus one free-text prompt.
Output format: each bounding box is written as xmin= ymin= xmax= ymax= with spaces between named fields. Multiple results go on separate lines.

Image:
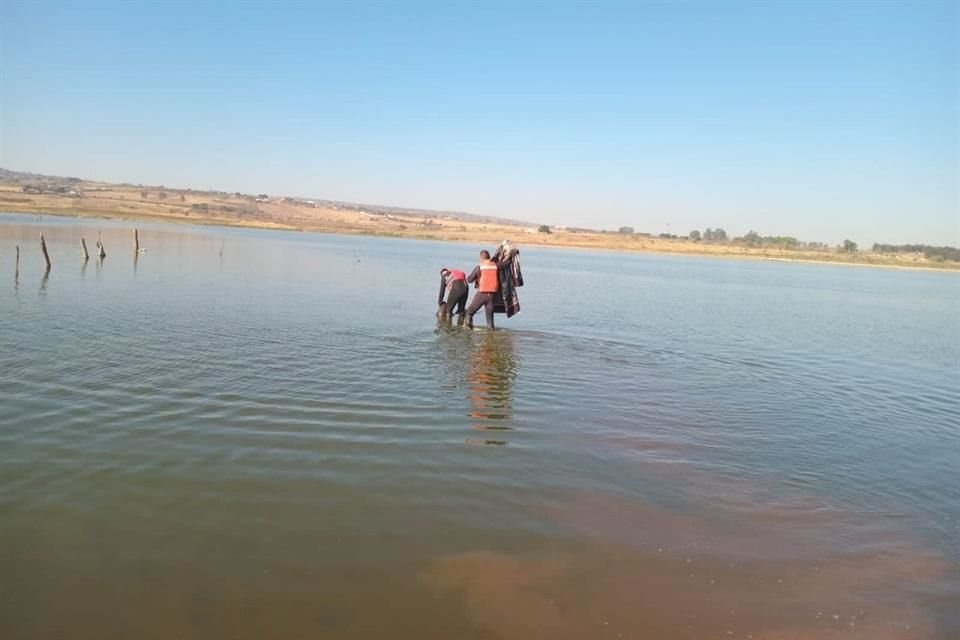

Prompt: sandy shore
xmin=1 ymin=182 xmax=956 ymax=272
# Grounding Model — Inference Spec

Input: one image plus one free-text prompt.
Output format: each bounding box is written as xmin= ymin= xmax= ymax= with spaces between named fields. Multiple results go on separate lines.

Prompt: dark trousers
xmin=467 ymin=291 xmax=496 ymax=328
xmin=446 ymin=280 xmax=468 ymax=316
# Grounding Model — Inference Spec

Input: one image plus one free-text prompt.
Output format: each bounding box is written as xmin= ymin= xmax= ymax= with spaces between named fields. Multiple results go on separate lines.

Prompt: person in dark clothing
xmin=438 ymin=268 xmax=468 ymax=321
xmin=465 ymin=250 xmax=499 ymax=330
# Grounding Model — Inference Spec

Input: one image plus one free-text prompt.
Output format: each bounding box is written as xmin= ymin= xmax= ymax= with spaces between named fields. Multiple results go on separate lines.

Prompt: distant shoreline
xmin=0 ymin=186 xmax=956 ymax=273
xmin=4 ymin=207 xmax=957 ymax=275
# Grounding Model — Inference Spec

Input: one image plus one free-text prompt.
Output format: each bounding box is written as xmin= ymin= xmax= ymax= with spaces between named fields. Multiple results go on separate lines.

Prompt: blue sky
xmin=1 ymin=0 xmax=956 ymax=245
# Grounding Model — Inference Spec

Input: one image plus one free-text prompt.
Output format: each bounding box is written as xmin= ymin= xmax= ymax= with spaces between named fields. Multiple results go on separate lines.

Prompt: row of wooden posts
xmin=32 ymin=228 xmax=140 ymax=271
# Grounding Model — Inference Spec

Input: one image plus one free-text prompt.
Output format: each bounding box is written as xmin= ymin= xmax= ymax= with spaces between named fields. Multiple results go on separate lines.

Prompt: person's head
xmin=440 ymin=268 xmax=451 ymax=278
xmin=480 ymin=250 xmax=490 ymax=261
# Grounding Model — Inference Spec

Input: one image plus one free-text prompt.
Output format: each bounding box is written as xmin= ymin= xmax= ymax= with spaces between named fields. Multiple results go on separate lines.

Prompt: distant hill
xmin=299 ymin=198 xmax=538 ymax=228
xmin=0 ymin=168 xmax=83 ymax=183
xmin=0 ymin=167 xmax=539 ymax=229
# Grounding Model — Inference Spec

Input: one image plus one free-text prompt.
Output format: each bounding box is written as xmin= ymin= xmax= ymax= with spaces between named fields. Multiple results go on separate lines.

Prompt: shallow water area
xmin=1 ymin=214 xmax=958 ymax=639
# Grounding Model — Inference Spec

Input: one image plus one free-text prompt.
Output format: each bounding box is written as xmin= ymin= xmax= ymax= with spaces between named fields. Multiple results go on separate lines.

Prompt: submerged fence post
xmin=134 ymin=228 xmax=140 ymax=253
xmin=81 ymin=238 xmax=90 ymax=261
xmin=15 ymin=244 xmax=20 ymax=276
xmin=97 ymin=231 xmax=106 ymax=259
xmin=40 ymin=233 xmax=51 ymax=271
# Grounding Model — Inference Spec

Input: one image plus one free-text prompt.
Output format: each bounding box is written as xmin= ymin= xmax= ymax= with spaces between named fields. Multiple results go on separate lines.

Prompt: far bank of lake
xmin=1 ymin=188 xmax=956 ymax=273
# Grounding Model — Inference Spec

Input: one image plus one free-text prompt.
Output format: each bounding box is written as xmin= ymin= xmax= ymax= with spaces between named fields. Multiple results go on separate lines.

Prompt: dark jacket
xmin=492 ymin=244 xmax=523 ymax=317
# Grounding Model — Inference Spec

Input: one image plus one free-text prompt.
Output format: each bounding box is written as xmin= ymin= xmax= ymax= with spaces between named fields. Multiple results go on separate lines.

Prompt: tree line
xmin=534 ymin=222 xmax=957 ymax=262
xmin=872 ymin=244 xmax=960 ymax=262
xmin=610 ymin=226 xmax=851 ymax=250
xmin=685 ymin=228 xmax=840 ymax=250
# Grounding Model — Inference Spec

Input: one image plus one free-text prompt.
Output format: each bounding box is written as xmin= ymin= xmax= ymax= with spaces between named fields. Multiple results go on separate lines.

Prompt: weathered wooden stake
xmin=40 ymin=233 xmax=51 ymax=271
xmin=134 ymin=228 xmax=140 ymax=252
xmin=15 ymin=245 xmax=20 ymax=273
xmin=81 ymin=238 xmax=90 ymax=260
xmin=97 ymin=231 xmax=106 ymax=259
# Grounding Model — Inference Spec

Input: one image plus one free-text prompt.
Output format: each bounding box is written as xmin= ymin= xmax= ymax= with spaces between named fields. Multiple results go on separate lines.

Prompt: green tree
xmin=689 ymin=230 xmax=701 ymax=241
xmin=538 ymin=225 xmax=551 ymax=234
xmin=619 ymin=226 xmax=634 ymax=234
xmin=842 ymin=239 xmax=858 ymax=253
xmin=743 ymin=230 xmax=761 ymax=246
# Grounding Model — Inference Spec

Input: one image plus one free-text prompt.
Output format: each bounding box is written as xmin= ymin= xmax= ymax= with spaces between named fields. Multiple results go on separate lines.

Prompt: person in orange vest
xmin=465 ymin=250 xmax=499 ymax=330
xmin=438 ymin=267 xmax=468 ymax=320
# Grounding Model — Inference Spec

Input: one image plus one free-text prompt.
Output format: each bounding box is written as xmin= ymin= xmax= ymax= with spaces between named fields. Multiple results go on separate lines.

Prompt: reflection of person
xmin=437 ymin=268 xmax=468 ymax=320
xmin=467 ymin=331 xmax=516 ymax=429
xmin=465 ymin=250 xmax=499 ymax=330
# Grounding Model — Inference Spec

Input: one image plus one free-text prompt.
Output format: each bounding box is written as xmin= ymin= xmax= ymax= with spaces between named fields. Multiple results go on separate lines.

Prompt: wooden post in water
xmin=97 ymin=231 xmax=106 ymax=259
xmin=40 ymin=233 xmax=51 ymax=271
xmin=81 ymin=238 xmax=90 ymax=261
xmin=15 ymin=245 xmax=20 ymax=276
xmin=134 ymin=228 xmax=140 ymax=253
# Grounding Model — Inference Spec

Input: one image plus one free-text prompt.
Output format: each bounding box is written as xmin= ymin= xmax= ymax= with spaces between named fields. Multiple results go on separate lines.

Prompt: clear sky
xmin=1 ymin=0 xmax=956 ymax=245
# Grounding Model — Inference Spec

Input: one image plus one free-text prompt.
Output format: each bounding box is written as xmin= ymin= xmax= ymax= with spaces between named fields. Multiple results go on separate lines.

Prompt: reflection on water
xmin=467 ymin=331 xmax=517 ymax=444
xmin=434 ymin=321 xmax=519 ymax=446
xmin=465 ymin=437 xmax=508 ymax=446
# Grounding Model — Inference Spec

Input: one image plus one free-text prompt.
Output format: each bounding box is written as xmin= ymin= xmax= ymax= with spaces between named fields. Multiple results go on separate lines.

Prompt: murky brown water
xmin=1 ymin=215 xmax=958 ymax=638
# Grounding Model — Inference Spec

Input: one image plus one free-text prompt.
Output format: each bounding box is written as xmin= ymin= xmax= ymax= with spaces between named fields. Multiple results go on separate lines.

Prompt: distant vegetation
xmin=702 ymin=228 xmax=728 ymax=242
xmin=734 ymin=230 xmax=810 ymax=249
xmin=873 ymin=244 xmax=960 ymax=262
xmin=616 ymin=226 xmax=957 ymax=263
xmin=1 ymin=167 xmax=957 ymax=268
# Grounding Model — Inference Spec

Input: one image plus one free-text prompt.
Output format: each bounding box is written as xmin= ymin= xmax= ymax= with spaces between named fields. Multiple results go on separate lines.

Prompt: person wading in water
xmin=465 ymin=250 xmax=499 ymax=330
xmin=438 ymin=267 xmax=468 ymax=322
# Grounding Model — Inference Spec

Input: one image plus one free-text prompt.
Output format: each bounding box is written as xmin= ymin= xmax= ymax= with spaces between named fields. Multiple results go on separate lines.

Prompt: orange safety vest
xmin=478 ymin=260 xmax=498 ymax=293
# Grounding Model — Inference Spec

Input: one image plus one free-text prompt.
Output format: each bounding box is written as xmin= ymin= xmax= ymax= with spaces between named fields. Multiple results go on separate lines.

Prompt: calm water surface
xmin=1 ymin=214 xmax=958 ymax=639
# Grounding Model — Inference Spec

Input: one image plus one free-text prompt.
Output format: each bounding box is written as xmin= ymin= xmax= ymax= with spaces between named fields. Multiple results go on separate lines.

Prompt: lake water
xmin=1 ymin=213 xmax=958 ymax=639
